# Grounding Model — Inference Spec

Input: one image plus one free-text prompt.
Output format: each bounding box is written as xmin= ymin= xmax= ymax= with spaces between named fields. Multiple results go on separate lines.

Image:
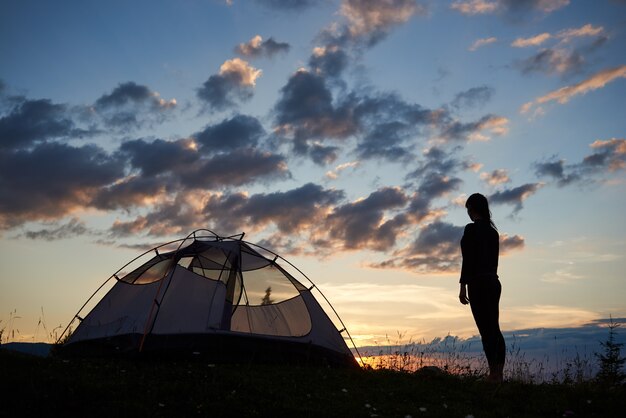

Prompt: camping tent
xmin=58 ymin=230 xmax=359 ymax=367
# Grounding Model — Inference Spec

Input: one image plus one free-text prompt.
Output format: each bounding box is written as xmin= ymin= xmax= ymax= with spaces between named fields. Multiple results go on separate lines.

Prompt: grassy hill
xmin=1 ymin=349 xmax=624 ymax=417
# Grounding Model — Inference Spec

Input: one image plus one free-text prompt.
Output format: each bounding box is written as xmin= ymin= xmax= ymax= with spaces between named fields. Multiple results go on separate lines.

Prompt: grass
xmin=1 ymin=349 xmax=624 ymax=417
xmin=356 ymin=332 xmax=600 ymax=385
xmin=2 ymin=313 xmax=624 ymax=416
xmin=0 ymin=308 xmax=66 ymax=345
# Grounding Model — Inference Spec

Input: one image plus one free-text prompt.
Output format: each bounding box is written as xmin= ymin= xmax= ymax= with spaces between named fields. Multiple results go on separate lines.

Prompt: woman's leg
xmin=469 ymin=280 xmax=505 ymax=380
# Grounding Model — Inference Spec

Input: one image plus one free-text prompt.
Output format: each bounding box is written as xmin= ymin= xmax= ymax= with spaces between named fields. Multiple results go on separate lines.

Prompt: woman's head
xmin=465 ymin=193 xmax=496 ymax=229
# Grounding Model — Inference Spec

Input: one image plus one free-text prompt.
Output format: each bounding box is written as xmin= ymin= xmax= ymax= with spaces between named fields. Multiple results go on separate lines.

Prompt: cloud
xmin=557 ymin=23 xmax=605 ymax=44
xmin=206 ymin=182 xmax=345 ymax=234
xmin=252 ymin=0 xmax=321 ymax=11
xmin=94 ymin=82 xmax=176 ymax=130
xmin=95 ymin=82 xmax=175 ymax=110
xmin=341 ymin=0 xmax=423 ymax=40
xmin=500 ymin=233 xmax=525 ymax=254
xmin=356 ymin=120 xmax=418 ymax=162
xmin=273 ymin=70 xmax=340 ymax=131
xmin=416 ymin=172 xmax=463 ymax=199
xmin=272 ymin=70 xmax=358 ymax=162
xmin=451 ymin=0 xmax=570 ymax=17
xmin=110 ymin=183 xmax=344 ymax=239
xmin=450 ymin=85 xmax=495 ymax=109
xmin=372 ymin=224 xmax=526 ymax=273
xmin=19 ymin=218 xmax=90 ymax=241
xmin=406 ymin=147 xmax=472 ymax=180
xmin=450 ymin=0 xmax=499 ymax=15
xmin=235 ymin=35 xmax=290 ymax=58
xmin=439 ymin=114 xmax=509 ymax=141
xmin=273 ymin=71 xmax=436 ymax=162
xmin=91 ymin=176 xmax=168 ymax=211
xmin=512 ymin=24 xmax=607 ymax=79
xmin=177 ymin=148 xmax=290 ymax=190
xmin=404 ymin=147 xmax=474 ymax=221
xmin=534 ymin=138 xmax=626 ymax=186
xmin=585 ymin=138 xmax=626 ymax=172
xmin=309 ymin=45 xmax=350 ymax=78
xmin=353 ymin=93 xmax=444 ymax=162
xmin=411 ymin=221 xmax=462 ymax=256
xmin=515 ymin=48 xmax=585 ymax=76
xmin=116 ymin=124 xmax=288 ymax=203
xmin=197 ymin=58 xmax=262 ymax=111
xmin=533 ymin=158 xmax=579 ymax=186
xmin=308 ymin=143 xmax=342 ymax=165
xmin=273 ymin=69 xmax=455 ymax=164
xmin=372 ymin=221 xmax=464 ymax=273
xmin=325 ymin=161 xmax=360 ymax=179
xmin=488 ymin=183 xmax=543 ymax=213
xmin=110 ymin=194 xmax=208 ymax=238
xmin=538 ymin=65 xmax=626 ymax=103
xmin=523 ymin=65 xmax=626 ymax=113
xmin=511 ymin=32 xmax=552 ymax=48
xmin=499 ymin=0 xmax=570 ymax=14
xmin=480 ymin=169 xmax=510 ymax=185
xmin=403 ymin=195 xmax=446 ymax=226
xmin=0 ymin=97 xmax=85 ymax=151
xmin=0 ymin=142 xmax=124 ymax=228
xmin=120 ymin=137 xmax=200 ymax=177
xmin=272 ymin=9 xmax=507 ymax=165
xmin=194 ymin=114 xmax=265 ymax=152
xmin=325 ymin=187 xmax=409 ymax=251
xmin=317 ymin=0 xmax=425 ymax=49
xmin=468 ymin=37 xmax=497 ymax=51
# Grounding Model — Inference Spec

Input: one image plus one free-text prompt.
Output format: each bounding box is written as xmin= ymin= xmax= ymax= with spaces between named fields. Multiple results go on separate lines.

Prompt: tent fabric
xmin=151 ymin=266 xmax=226 ymax=334
xmin=230 ymin=295 xmax=311 ymax=336
xmin=61 ymin=233 xmax=357 ymax=367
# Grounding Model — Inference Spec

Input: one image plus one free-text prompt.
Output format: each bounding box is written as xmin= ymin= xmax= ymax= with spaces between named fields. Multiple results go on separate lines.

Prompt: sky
xmin=1 ymin=0 xmax=625 ymax=348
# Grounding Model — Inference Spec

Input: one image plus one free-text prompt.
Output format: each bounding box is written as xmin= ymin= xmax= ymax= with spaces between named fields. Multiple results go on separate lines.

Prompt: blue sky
xmin=1 ymin=0 xmax=625 ymax=347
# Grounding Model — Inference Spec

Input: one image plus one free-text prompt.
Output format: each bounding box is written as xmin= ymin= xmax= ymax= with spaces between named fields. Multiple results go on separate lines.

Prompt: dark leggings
xmin=468 ymin=279 xmax=506 ymax=371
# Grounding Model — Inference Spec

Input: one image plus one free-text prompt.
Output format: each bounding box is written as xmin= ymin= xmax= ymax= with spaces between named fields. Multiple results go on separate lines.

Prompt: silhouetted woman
xmin=459 ymin=193 xmax=505 ymax=382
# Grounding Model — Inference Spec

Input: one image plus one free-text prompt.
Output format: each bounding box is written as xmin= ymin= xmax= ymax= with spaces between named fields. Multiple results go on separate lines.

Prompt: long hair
xmin=466 ymin=193 xmax=497 ymax=230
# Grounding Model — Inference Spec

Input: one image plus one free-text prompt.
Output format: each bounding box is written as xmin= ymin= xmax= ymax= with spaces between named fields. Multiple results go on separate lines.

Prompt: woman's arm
xmin=459 ymin=223 xmax=476 ymax=284
xmin=459 ymin=283 xmax=469 ymax=305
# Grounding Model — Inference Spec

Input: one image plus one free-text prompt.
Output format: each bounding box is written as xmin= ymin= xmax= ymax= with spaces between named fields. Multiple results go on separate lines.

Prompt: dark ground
xmin=1 ymin=349 xmax=624 ymax=417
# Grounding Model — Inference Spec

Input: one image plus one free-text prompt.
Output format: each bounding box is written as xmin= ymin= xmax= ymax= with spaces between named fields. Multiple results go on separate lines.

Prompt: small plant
xmin=595 ymin=318 xmax=625 ymax=386
xmin=360 ymin=332 xmax=487 ymax=377
xmin=1 ymin=309 xmax=21 ymax=343
xmin=261 ymin=287 xmax=274 ymax=305
xmin=56 ymin=326 xmax=73 ymax=345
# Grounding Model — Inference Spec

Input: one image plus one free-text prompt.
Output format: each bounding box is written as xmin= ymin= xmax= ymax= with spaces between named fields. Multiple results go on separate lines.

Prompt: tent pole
xmin=138 ymin=230 xmax=200 ymax=352
xmin=55 ymin=276 xmax=114 ymax=344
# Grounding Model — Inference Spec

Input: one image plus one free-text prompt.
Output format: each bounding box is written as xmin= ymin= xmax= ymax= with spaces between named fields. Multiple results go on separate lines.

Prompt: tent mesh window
xmin=116 ymin=239 xmax=314 ymax=337
xmin=119 ymin=255 xmax=170 ymax=285
xmin=232 ymin=248 xmax=312 ymax=337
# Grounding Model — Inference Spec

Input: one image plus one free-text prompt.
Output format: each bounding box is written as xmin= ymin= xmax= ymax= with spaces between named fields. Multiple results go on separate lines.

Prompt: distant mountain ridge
xmin=1 ymin=342 xmax=51 ymax=357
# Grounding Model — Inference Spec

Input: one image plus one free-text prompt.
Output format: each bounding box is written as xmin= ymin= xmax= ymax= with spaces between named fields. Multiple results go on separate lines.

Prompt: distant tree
xmin=596 ymin=318 xmax=626 ymax=386
xmin=261 ymin=287 xmax=274 ymax=305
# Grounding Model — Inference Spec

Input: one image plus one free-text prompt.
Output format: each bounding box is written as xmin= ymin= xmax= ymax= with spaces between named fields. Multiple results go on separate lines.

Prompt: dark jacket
xmin=460 ymin=219 xmax=499 ymax=284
